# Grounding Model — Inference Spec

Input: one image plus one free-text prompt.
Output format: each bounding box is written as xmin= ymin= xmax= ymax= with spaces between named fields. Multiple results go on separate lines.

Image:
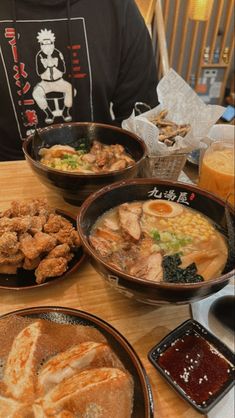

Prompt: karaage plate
xmin=0 ymin=210 xmax=85 ymax=290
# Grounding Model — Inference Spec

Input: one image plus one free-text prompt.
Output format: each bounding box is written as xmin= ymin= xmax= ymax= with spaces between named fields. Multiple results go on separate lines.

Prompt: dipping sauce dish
xmin=148 ymin=319 xmax=234 ymax=414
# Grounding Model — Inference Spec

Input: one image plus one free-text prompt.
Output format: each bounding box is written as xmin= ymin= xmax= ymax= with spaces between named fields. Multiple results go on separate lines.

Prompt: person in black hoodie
xmin=0 ymin=0 xmax=158 ymax=161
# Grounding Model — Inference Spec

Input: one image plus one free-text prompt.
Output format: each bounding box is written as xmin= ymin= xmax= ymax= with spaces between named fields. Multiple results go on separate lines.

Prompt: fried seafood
xmin=150 ymin=109 xmax=191 ymax=146
xmin=0 ymin=315 xmax=134 ymax=418
xmin=0 ymin=199 xmax=81 ymax=284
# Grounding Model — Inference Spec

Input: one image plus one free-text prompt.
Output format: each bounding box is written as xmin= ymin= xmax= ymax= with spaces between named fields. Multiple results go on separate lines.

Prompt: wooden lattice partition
xmin=152 ymin=0 xmax=234 ymax=104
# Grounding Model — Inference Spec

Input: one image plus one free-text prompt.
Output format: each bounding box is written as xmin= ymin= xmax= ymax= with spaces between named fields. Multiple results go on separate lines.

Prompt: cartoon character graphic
xmin=32 ymin=29 xmax=73 ymax=124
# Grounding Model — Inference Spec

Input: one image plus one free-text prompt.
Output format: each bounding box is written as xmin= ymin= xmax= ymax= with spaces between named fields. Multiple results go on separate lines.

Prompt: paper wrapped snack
xmin=122 ymin=69 xmax=225 ymax=156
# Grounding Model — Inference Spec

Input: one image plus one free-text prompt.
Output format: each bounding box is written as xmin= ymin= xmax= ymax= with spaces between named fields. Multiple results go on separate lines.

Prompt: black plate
xmin=0 ymin=210 xmax=85 ymax=290
xmin=0 ymin=306 xmax=154 ymax=418
xmin=148 ymin=319 xmax=234 ymax=414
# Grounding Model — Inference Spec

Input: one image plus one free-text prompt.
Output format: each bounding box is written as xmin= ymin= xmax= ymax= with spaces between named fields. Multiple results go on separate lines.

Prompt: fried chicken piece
xmin=35 ymin=257 xmax=68 ymax=284
xmin=43 ymin=214 xmax=72 ymax=234
xmin=23 ymin=256 xmax=41 ymax=270
xmin=19 ymin=233 xmax=41 ymax=260
xmin=0 ymin=215 xmax=32 ymax=234
xmin=0 ymin=218 xmax=14 ymax=234
xmin=0 ymin=250 xmax=24 ymax=265
xmin=29 ymin=215 xmax=47 ymax=234
xmin=19 ymin=231 xmax=56 ymax=260
xmin=52 ymin=228 xmax=80 ymax=247
xmin=70 ymin=230 xmax=81 ymax=247
xmin=46 ymin=244 xmax=73 ymax=261
xmin=34 ymin=232 xmax=57 ymax=253
xmin=0 ymin=232 xmax=20 ymax=255
xmin=11 ymin=216 xmax=32 ymax=233
xmin=0 ymin=199 xmax=52 ymax=218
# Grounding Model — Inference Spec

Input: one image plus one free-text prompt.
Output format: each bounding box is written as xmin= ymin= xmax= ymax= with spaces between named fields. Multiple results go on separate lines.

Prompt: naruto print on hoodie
xmin=0 ymin=0 xmax=158 ymax=160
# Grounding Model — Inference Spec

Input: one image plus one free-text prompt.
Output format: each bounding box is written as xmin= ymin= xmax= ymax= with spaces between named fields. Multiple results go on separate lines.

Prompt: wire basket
xmin=141 ymin=153 xmax=188 ymax=181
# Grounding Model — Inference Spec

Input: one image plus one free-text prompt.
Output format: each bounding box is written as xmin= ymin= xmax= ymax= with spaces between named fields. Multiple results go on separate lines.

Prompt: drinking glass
xmin=198 ymin=140 xmax=234 ymax=206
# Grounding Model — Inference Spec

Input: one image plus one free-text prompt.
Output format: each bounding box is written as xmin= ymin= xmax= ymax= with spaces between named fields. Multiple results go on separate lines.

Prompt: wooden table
xmin=0 ymin=160 xmax=202 ymax=418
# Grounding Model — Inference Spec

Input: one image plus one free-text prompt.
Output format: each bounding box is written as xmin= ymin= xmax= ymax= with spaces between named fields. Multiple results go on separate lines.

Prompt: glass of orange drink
xmin=198 ymin=140 xmax=234 ymax=206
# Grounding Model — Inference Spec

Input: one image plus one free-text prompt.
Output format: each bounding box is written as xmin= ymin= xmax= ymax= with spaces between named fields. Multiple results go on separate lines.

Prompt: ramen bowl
xmin=77 ymin=179 xmax=234 ymax=305
xmin=0 ymin=306 xmax=153 ymax=418
xmin=22 ymin=122 xmax=146 ymax=205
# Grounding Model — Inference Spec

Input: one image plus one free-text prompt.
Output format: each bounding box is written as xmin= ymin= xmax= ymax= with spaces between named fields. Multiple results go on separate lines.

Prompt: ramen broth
xmin=89 ymin=200 xmax=228 ymax=283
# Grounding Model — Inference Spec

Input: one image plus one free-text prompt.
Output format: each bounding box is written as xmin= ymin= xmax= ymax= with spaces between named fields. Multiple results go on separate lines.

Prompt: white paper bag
xmin=122 ymin=69 xmax=225 ymax=156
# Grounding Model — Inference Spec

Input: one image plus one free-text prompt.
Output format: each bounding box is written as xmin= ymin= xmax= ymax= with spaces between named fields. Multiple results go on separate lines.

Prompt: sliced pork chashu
xmin=129 ymin=252 xmax=163 ymax=282
xmin=38 ymin=341 xmax=123 ymax=394
xmin=37 ymin=367 xmax=133 ymax=418
xmin=118 ymin=203 xmax=142 ymax=241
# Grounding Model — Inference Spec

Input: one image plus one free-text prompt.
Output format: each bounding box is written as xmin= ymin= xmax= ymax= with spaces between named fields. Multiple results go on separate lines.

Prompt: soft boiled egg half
xmin=143 ymin=199 xmax=183 ymax=218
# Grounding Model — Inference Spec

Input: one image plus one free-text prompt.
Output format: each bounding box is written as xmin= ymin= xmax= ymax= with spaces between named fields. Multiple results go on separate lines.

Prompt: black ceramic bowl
xmin=0 ymin=306 xmax=154 ymax=418
xmin=22 ymin=122 xmax=146 ymax=205
xmin=77 ymin=179 xmax=234 ymax=305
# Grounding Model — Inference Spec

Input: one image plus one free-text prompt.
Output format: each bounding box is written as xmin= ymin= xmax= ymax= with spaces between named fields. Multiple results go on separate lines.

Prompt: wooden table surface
xmin=0 ymin=160 xmax=202 ymax=418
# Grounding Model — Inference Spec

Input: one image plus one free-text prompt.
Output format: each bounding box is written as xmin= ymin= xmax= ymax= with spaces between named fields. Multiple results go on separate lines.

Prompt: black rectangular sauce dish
xmin=148 ymin=319 xmax=235 ymax=414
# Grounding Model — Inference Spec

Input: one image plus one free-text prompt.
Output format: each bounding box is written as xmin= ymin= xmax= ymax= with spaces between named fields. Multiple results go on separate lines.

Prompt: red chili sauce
xmin=158 ymin=332 xmax=233 ymax=405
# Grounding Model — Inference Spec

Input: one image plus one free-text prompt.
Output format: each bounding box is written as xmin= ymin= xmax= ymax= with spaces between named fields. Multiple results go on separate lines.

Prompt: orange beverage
xmin=198 ymin=141 xmax=234 ymax=206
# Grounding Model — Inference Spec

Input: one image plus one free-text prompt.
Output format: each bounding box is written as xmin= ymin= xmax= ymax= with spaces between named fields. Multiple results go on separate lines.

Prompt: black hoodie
xmin=0 ymin=0 xmax=158 ymax=160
